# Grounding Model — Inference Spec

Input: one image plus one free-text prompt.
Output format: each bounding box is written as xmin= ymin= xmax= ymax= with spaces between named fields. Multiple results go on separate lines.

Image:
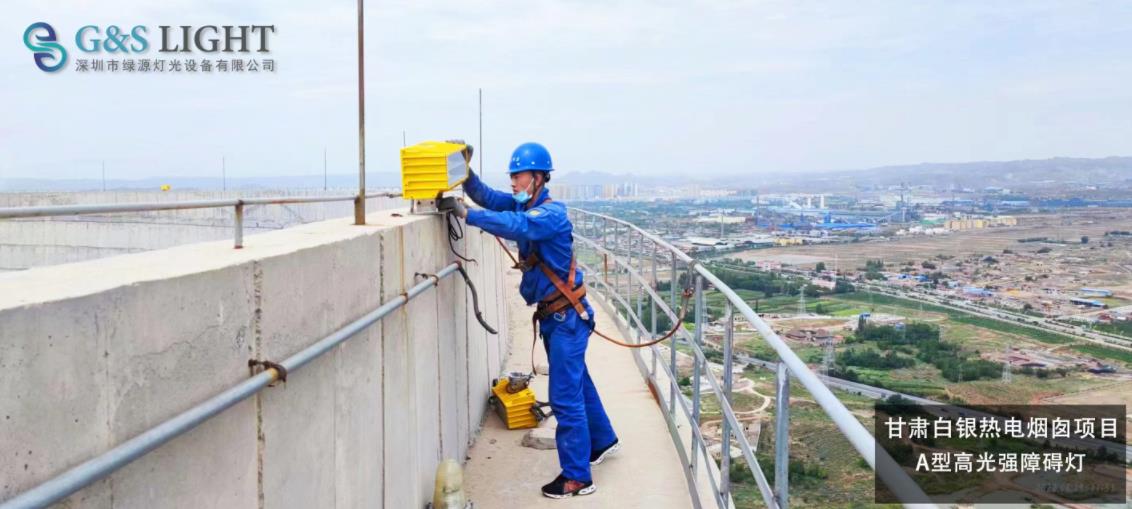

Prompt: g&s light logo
xmin=21 ymin=22 xmax=277 ymax=74
xmin=24 ymin=22 xmax=68 ymax=72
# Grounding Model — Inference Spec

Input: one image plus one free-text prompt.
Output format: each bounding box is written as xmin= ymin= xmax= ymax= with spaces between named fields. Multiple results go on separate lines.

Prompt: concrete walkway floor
xmin=464 ymin=270 xmax=695 ymax=508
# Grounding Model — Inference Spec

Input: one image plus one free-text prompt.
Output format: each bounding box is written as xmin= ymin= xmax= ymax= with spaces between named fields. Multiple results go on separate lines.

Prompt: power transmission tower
xmin=798 ymin=286 xmax=806 ymax=316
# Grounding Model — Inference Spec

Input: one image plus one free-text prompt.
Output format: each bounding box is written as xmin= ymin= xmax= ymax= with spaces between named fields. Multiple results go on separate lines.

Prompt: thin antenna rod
xmin=101 ymin=161 xmax=106 ymax=191
xmin=478 ymin=88 xmax=483 ymax=172
xmin=323 ymin=148 xmax=328 ymax=190
xmin=354 ymin=0 xmax=366 ymax=225
xmin=222 ymin=156 xmax=226 ymax=191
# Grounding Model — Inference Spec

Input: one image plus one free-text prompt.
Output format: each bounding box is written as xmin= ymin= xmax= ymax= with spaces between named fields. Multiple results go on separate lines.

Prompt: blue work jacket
xmin=463 ymin=172 xmax=584 ymax=306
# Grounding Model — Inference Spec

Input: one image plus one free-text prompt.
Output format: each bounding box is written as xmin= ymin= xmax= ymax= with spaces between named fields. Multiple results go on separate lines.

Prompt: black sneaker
xmin=541 ymin=474 xmax=596 ymax=499
xmin=590 ymin=439 xmax=621 ymax=465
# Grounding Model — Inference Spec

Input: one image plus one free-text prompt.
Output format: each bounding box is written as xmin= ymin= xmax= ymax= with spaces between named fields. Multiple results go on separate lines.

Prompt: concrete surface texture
xmin=0 ymin=208 xmax=510 ymax=508
xmin=0 ymin=190 xmax=402 ymax=271
xmin=463 ymin=270 xmax=698 ymax=508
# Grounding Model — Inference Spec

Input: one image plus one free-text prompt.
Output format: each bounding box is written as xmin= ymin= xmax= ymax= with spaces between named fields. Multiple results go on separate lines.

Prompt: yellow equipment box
xmin=399 ymin=140 xmax=470 ymax=200
xmin=489 ymin=377 xmax=542 ymax=430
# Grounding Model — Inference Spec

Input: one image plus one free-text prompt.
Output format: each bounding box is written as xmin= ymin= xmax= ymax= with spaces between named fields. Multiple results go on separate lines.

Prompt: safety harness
xmin=492 ymin=209 xmax=694 ymax=376
xmin=511 ymin=245 xmax=590 ymax=322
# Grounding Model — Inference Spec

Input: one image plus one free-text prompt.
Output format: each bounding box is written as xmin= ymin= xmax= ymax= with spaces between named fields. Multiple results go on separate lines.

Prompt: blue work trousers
xmin=540 ymin=305 xmax=618 ymax=482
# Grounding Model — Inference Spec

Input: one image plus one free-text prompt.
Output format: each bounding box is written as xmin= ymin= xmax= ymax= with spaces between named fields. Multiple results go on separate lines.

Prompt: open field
xmin=836 ymin=292 xmax=1080 ymax=345
xmin=1042 ymin=380 xmax=1132 ymax=407
xmin=734 ymin=209 xmax=1132 ymax=277
xmin=703 ymin=287 xmax=1127 ymax=401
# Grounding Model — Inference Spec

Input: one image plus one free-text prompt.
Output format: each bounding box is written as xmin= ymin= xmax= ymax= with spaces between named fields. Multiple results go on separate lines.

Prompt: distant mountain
xmin=715 ymin=156 xmax=1132 ymax=193
xmin=838 ymin=156 xmax=1132 ymax=187
xmin=5 ymin=156 xmax=1130 ymax=194
xmin=552 ymin=157 xmax=1132 ymax=191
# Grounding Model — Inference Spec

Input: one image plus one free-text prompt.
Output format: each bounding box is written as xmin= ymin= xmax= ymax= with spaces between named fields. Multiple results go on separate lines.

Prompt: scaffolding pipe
xmin=0 ymin=193 xmax=401 ymax=220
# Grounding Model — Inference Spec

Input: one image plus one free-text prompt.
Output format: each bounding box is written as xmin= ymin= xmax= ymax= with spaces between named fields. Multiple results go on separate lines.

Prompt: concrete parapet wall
xmin=0 ymin=208 xmax=510 ymax=508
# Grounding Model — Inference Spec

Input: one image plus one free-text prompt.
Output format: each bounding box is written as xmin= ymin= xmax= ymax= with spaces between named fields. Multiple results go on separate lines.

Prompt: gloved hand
xmin=438 ymin=196 xmax=468 ymax=218
xmin=445 ymin=139 xmax=474 ymax=164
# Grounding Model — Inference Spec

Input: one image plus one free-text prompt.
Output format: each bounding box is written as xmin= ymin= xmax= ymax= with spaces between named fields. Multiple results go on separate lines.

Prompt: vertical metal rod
xmin=721 ymin=301 xmax=735 ymax=503
xmin=774 ymin=362 xmax=790 ymax=509
xmin=619 ymin=257 xmax=627 ymax=327
xmin=478 ymin=88 xmax=483 ymax=172
xmin=629 ymin=229 xmax=638 ymax=328
xmin=233 ymin=203 xmax=244 ymax=249
xmin=627 ymin=228 xmax=634 ymax=319
xmin=690 ymin=274 xmax=704 ymax=474
xmin=635 ymin=275 xmax=643 ymax=341
xmin=670 ymin=251 xmax=678 ymax=311
xmin=650 ymin=244 xmax=658 ymax=377
xmin=668 ymin=255 xmax=678 ymax=418
xmin=354 ymin=0 xmax=366 ymax=225
xmin=101 ymin=161 xmax=106 ymax=192
xmin=615 ymin=254 xmax=624 ymax=309
xmin=603 ymin=217 xmax=609 ymax=250
xmin=631 ymin=226 xmax=636 ymax=272
xmin=626 ymin=227 xmax=633 ymax=321
xmin=615 ymin=229 xmax=622 ymax=316
xmin=650 ymin=240 xmax=658 ymax=288
xmin=633 ymin=232 xmax=641 ymax=327
xmin=222 ymin=156 xmax=226 ymax=191
xmin=323 ymin=148 xmax=327 ymax=190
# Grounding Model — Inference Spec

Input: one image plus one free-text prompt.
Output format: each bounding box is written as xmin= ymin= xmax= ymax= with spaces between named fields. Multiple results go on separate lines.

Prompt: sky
xmin=2 ymin=0 xmax=1131 ymax=187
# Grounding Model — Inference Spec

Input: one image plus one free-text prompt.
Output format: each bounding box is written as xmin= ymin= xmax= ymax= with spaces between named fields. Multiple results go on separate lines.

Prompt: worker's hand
xmin=438 ymin=196 xmax=468 ymax=219
xmin=445 ymin=139 xmax=474 ymax=164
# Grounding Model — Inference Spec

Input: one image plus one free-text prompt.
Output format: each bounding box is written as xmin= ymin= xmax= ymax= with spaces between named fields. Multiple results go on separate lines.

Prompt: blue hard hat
xmin=508 ymin=142 xmax=554 ymax=174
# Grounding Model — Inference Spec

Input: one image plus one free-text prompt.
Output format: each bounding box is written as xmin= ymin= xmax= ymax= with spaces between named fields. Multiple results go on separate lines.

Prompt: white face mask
xmin=512 ymin=177 xmax=536 ymax=204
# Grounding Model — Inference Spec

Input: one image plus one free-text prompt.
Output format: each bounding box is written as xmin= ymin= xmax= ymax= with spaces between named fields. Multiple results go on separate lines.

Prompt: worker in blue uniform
xmin=441 ymin=142 xmax=620 ymax=499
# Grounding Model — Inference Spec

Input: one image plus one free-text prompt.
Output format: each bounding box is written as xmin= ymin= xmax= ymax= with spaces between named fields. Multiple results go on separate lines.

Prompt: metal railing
xmin=0 ymin=262 xmax=461 ymax=509
xmin=568 ymin=209 xmax=933 ymax=509
xmin=0 ymin=192 xmax=401 ymax=249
